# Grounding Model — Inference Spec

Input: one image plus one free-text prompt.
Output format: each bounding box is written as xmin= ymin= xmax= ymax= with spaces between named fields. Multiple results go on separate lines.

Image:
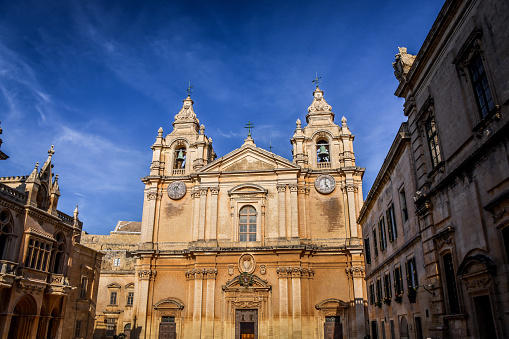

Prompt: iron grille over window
xmin=468 ymin=54 xmax=495 ymax=118
xmin=239 ymin=206 xmax=256 ymax=242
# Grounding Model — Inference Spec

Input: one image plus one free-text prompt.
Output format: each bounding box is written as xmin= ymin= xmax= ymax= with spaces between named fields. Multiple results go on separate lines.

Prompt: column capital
xmin=277 ymin=184 xmax=287 ymax=193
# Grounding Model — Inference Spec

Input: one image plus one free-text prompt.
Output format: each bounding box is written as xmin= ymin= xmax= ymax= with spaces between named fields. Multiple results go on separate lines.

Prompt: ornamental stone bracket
xmin=185 ymin=268 xmax=218 ymax=280
xmin=138 ymin=269 xmax=157 ymax=281
xmin=345 ymin=266 xmax=364 ymax=278
xmin=276 ymin=267 xmax=314 ymax=278
xmin=146 ymin=189 xmax=163 ymax=201
xmin=15 ymin=279 xmax=45 ymax=295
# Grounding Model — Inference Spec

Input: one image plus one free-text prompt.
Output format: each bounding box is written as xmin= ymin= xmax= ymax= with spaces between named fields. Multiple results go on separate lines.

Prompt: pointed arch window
xmin=52 ymin=232 xmax=66 ymax=274
xmin=0 ymin=209 xmax=15 ymax=260
xmin=239 ymin=206 xmax=256 ymax=242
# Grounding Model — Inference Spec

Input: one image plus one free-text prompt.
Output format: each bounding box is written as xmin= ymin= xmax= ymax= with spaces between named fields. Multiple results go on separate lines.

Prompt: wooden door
xmin=235 ymin=309 xmax=258 ymax=339
xmin=324 ymin=320 xmax=342 ymax=339
xmin=159 ymin=322 xmax=176 ymax=339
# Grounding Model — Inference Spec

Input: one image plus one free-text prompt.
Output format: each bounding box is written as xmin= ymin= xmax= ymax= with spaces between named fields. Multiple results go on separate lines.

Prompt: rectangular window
xmin=372 ymin=227 xmax=378 ymax=257
xmin=376 ymin=278 xmax=382 ymax=302
xmin=74 ymin=320 xmax=82 ymax=338
xmin=394 ymin=266 xmax=404 ymax=296
xmin=113 ymin=258 xmax=120 ymax=266
xmin=425 ymin=116 xmax=442 ymax=168
xmin=399 ymin=188 xmax=408 ymax=222
xmin=468 ymin=54 xmax=495 ymax=118
xmin=25 ymin=238 xmax=52 ymax=271
xmin=406 ymin=258 xmax=418 ymax=288
xmin=443 ymin=253 xmax=460 ymax=314
xmin=383 ymin=273 xmax=392 ymax=299
xmin=369 ymin=283 xmax=375 ymax=305
xmin=386 ymin=203 xmax=397 ymax=242
xmin=127 ymin=292 xmax=134 ymax=306
xmin=79 ymin=276 xmax=88 ymax=299
xmin=364 ymin=238 xmax=371 ymax=265
xmin=109 ymin=291 xmax=117 ymax=305
xmin=378 ymin=217 xmax=387 ymax=251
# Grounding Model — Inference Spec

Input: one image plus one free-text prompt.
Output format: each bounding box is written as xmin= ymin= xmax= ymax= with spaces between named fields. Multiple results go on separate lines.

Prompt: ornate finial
xmin=269 ymin=142 xmax=273 ymax=152
xmin=74 ymin=204 xmax=79 ymax=219
xmin=186 ymin=81 xmax=193 ymax=97
xmin=158 ymin=127 xmax=163 ymax=137
xmin=199 ymin=124 xmax=205 ymax=134
xmin=35 ymin=162 xmax=39 ymax=170
xmin=312 ymin=72 xmax=321 ymax=88
xmin=0 ymin=121 xmax=2 ymax=135
xmin=55 ymin=174 xmax=59 ymax=181
xmin=296 ymin=118 xmax=301 ymax=129
xmin=244 ymin=121 xmax=255 ymax=138
xmin=341 ymin=116 xmax=347 ymax=126
xmin=48 ymin=145 xmax=55 ymax=157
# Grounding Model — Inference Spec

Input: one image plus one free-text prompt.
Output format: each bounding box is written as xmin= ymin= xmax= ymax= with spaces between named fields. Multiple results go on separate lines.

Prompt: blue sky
xmin=0 ymin=0 xmax=444 ymax=235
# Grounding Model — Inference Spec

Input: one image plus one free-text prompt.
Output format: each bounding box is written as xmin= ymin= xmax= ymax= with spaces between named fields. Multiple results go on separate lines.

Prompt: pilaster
xmin=208 ymin=187 xmax=219 ymax=240
xmin=277 ymin=184 xmax=287 ymax=238
xmin=289 ymin=185 xmax=299 ymax=238
xmin=198 ymin=188 xmax=208 ymax=240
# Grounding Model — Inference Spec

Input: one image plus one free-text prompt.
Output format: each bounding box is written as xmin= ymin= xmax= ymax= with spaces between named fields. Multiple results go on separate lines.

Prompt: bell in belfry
xmin=176 ymin=149 xmax=185 ymax=161
xmin=318 ymin=145 xmax=329 ymax=162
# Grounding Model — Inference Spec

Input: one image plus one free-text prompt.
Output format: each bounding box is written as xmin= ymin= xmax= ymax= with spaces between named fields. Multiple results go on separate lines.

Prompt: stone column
xmin=277 ymin=267 xmax=289 ymax=339
xmin=277 ymin=185 xmax=287 ymax=238
xmin=192 ymin=269 xmax=204 ymax=338
xmin=292 ymin=268 xmax=302 ymax=338
xmin=137 ymin=269 xmax=157 ymax=339
xmin=289 ymin=185 xmax=299 ymax=239
xmin=192 ymin=192 xmax=200 ymax=241
xmin=198 ymin=188 xmax=208 ymax=240
xmin=204 ymin=269 xmax=217 ymax=339
xmin=208 ymin=188 xmax=219 ymax=240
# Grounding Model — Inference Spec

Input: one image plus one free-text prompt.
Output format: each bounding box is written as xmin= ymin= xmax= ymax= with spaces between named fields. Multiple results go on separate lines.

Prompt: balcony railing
xmin=317 ymin=162 xmax=331 ymax=169
xmin=172 ymin=169 xmax=185 ymax=176
xmin=0 ymin=260 xmax=17 ymax=274
xmin=0 ymin=182 xmax=28 ymax=204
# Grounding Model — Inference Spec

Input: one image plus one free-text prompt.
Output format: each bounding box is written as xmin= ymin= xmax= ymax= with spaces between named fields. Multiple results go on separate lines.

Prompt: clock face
xmin=167 ymin=181 xmax=187 ymax=200
xmin=315 ymin=174 xmax=336 ymax=194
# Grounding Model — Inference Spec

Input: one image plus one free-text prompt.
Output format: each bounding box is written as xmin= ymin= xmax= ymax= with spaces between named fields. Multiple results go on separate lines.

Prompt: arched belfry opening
xmin=174 ymin=147 xmax=186 ymax=170
xmin=316 ymin=139 xmax=330 ymax=163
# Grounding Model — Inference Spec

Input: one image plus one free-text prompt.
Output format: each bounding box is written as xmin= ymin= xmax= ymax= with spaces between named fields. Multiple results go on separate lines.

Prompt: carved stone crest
xmin=239 ymin=253 xmax=255 ymax=274
xmin=260 ymin=264 xmax=267 ymax=275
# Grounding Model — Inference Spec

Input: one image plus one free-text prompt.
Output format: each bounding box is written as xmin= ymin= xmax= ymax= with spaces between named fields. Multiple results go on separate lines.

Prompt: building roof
xmin=112 ymin=220 xmax=142 ymax=234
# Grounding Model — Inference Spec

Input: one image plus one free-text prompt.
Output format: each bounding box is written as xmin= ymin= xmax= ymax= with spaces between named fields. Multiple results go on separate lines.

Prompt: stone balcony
xmin=45 ymin=273 xmax=71 ymax=295
xmin=0 ymin=260 xmax=17 ymax=289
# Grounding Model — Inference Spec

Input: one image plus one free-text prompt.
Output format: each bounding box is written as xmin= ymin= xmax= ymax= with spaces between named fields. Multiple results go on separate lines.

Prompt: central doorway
xmin=235 ymin=309 xmax=258 ymax=339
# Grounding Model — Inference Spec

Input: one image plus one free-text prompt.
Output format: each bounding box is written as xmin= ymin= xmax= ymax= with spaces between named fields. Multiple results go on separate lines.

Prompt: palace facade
xmin=359 ymin=0 xmax=509 ymax=338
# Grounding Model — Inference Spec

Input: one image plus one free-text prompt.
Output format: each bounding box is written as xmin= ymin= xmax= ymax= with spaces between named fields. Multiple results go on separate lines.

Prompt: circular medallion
xmin=314 ymin=174 xmax=336 ymax=194
xmin=238 ymin=253 xmax=256 ymax=274
xmin=167 ymin=181 xmax=187 ymax=200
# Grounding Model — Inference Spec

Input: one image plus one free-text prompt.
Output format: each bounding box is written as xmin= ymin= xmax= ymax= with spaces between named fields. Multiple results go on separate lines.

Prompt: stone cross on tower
xmin=186 ymin=81 xmax=193 ymax=97
xmin=244 ymin=121 xmax=255 ymax=138
xmin=312 ymin=72 xmax=322 ymax=88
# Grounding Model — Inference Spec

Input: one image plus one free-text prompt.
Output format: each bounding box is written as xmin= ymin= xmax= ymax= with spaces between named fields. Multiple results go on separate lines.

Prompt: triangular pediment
xmin=198 ymin=144 xmax=299 ymax=173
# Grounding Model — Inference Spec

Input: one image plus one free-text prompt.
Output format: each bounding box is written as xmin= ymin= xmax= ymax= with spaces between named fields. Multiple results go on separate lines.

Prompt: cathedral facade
xmin=127 ymin=86 xmax=367 ymax=339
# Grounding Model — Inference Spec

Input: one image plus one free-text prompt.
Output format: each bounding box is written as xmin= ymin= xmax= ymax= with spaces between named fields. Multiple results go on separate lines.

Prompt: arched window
xmin=174 ymin=147 xmax=186 ymax=169
xmin=36 ymin=184 xmax=48 ymax=210
xmin=52 ymin=232 xmax=66 ymax=274
xmin=316 ymin=140 xmax=330 ymax=163
xmin=239 ymin=206 xmax=256 ymax=242
xmin=0 ymin=209 xmax=15 ymax=260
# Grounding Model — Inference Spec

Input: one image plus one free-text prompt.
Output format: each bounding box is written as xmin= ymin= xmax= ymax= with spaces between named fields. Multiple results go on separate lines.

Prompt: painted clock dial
xmin=167 ymin=181 xmax=187 ymax=200
xmin=314 ymin=174 xmax=336 ymax=194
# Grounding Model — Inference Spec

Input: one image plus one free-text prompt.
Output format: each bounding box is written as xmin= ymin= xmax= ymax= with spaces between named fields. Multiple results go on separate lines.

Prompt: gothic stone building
xmin=102 ymin=86 xmax=367 ymax=339
xmin=359 ymin=0 xmax=509 ymax=338
xmin=0 ymin=143 xmax=102 ymax=339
